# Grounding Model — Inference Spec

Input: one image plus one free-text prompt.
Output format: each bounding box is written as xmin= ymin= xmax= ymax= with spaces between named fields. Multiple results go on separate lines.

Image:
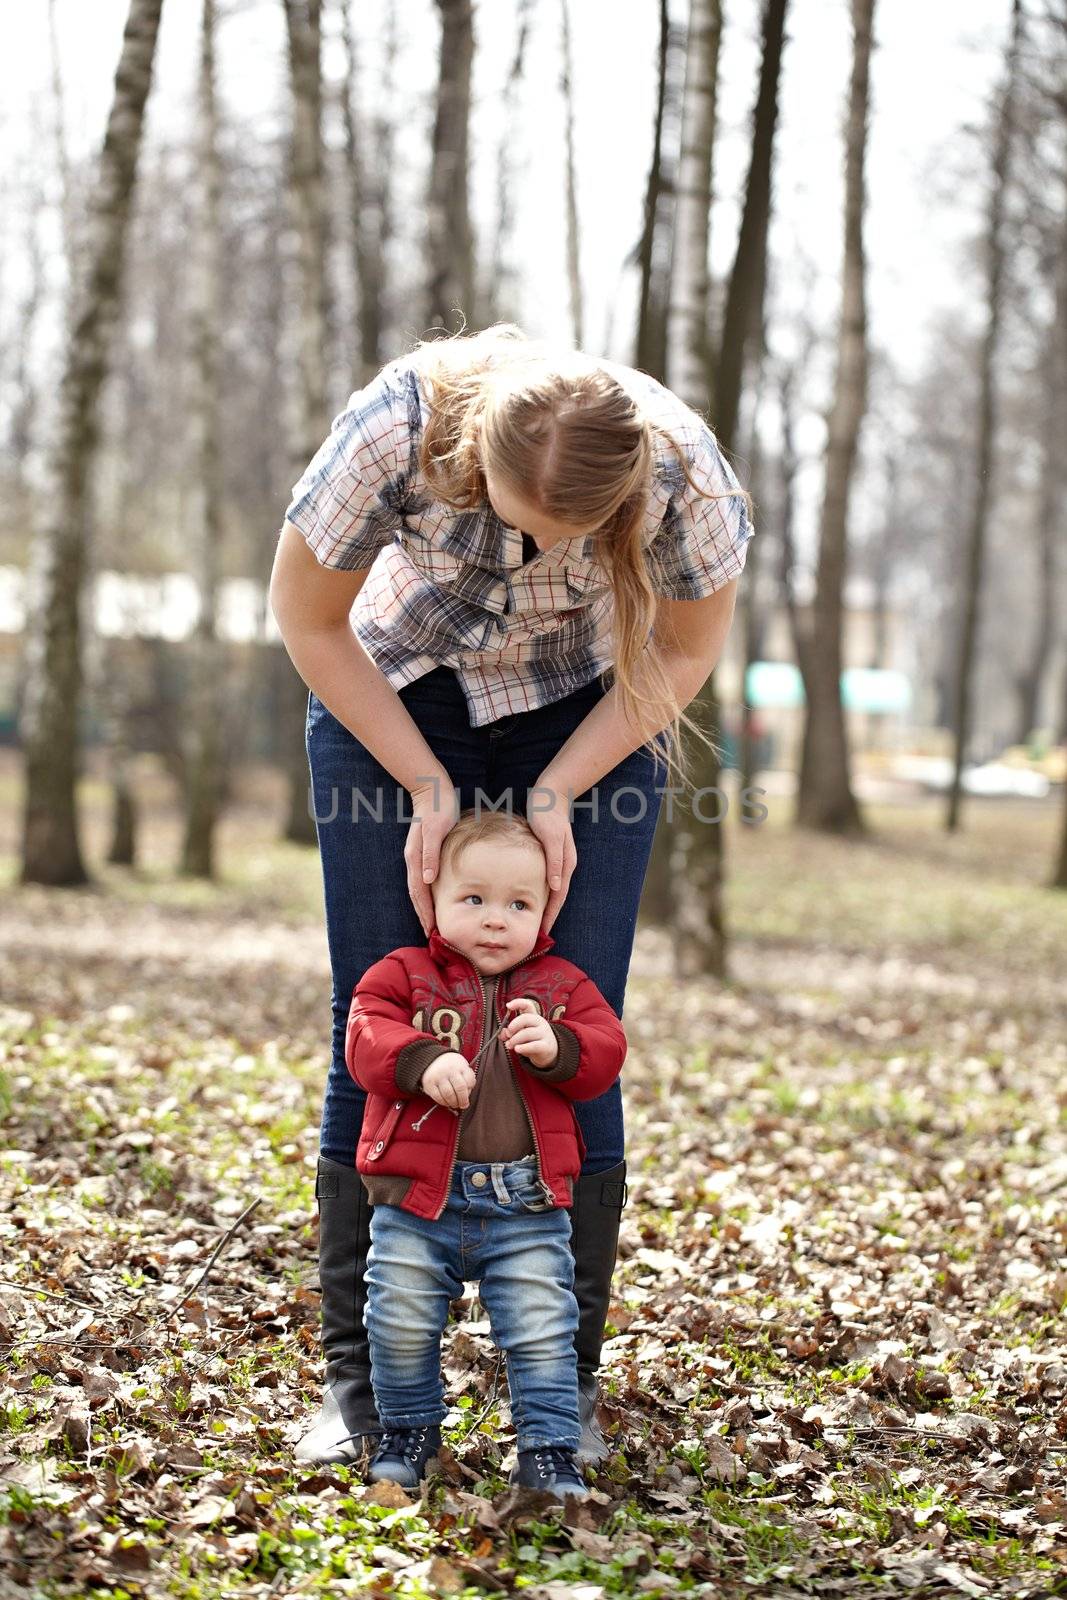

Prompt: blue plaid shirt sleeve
xmin=646 ymin=423 xmax=753 ymax=601
xmin=284 ymin=369 xmax=407 ymax=570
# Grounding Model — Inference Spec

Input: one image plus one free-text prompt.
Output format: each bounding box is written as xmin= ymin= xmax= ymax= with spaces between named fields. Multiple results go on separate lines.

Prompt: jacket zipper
xmin=428 ymin=938 xmax=551 ymax=1218
xmin=429 ymin=965 xmax=492 ymax=1220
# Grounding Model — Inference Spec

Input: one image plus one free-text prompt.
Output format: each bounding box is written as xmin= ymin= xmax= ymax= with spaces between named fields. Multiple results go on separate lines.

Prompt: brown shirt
xmin=455 ymin=973 xmax=536 ymax=1163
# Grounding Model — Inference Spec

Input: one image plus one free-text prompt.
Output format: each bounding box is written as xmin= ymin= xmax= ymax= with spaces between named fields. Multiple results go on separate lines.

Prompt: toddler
xmin=345 ymin=808 xmax=627 ymax=1499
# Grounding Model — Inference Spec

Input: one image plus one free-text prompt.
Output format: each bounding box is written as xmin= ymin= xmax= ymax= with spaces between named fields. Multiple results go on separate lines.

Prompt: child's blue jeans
xmin=364 ymin=1155 xmax=581 ymax=1451
xmin=305 ymin=665 xmax=669 ymax=1172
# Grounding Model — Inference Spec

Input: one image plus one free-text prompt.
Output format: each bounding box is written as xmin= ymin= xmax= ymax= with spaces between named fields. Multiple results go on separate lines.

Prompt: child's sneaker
xmin=511 ymin=1444 xmax=591 ymax=1500
xmin=367 ymin=1424 xmax=441 ymax=1488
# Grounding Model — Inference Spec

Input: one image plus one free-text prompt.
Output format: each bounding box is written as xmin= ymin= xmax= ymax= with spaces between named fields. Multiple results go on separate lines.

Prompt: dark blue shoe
xmin=511 ymin=1444 xmax=590 ymax=1500
xmin=367 ymin=1424 xmax=441 ymax=1488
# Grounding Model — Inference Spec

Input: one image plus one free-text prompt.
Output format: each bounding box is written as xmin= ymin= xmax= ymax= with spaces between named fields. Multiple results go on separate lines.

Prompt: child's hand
xmin=501 ymin=998 xmax=559 ymax=1070
xmin=421 ymin=1051 xmax=477 ymax=1110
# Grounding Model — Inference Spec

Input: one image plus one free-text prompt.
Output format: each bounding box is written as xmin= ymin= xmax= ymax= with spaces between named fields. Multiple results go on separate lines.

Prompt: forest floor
xmin=2 ymin=761 xmax=1067 ymax=1599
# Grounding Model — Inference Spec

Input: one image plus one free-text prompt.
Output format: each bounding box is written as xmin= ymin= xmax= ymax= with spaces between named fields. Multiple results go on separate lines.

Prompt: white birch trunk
xmin=666 ymin=0 xmax=720 ymax=410
xmin=560 ymin=0 xmax=583 ymax=348
xmin=19 ymin=0 xmax=164 ymax=886
xmin=795 ymin=0 xmax=874 ymax=834
xmin=181 ymin=0 xmax=225 ymax=878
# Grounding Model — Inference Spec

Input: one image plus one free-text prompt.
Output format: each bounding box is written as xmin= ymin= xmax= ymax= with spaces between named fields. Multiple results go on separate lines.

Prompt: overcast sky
xmin=1 ymin=0 xmax=1013 ymax=581
xmin=3 ymin=0 xmax=1009 ymax=362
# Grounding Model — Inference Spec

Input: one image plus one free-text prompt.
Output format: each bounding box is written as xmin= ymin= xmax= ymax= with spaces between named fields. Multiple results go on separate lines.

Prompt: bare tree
xmin=47 ymin=0 xmax=77 ymax=269
xmin=794 ymin=0 xmax=874 ymax=834
xmin=487 ymin=0 xmax=533 ymax=326
xmin=425 ymin=0 xmax=475 ymax=332
xmin=283 ymin=0 xmax=329 ymax=470
xmin=634 ymin=0 xmax=682 ymax=932
xmin=559 ymin=0 xmax=583 ymax=347
xmin=666 ymin=0 xmax=720 ymax=409
xmin=715 ymin=0 xmax=788 ymax=455
xmin=181 ymin=0 xmax=226 ymax=878
xmin=663 ymin=0 xmax=727 ymax=979
xmin=97 ymin=325 xmax=142 ymax=869
xmin=639 ymin=1 xmax=698 ymax=936
xmin=340 ymin=0 xmax=397 ymax=383
xmin=19 ymin=0 xmax=164 ymax=886
xmin=633 ymin=0 xmax=676 ymax=385
xmin=736 ymin=381 xmax=770 ymax=794
xmin=282 ymin=0 xmax=329 ymax=845
xmin=7 ymin=198 xmax=46 ymax=483
xmin=1014 ymin=221 xmax=1065 ymax=744
xmin=946 ymin=0 xmax=1023 ymax=830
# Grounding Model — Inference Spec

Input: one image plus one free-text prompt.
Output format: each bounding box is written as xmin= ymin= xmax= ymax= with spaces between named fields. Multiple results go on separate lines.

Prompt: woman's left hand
xmin=526 ymin=782 xmax=576 ymax=934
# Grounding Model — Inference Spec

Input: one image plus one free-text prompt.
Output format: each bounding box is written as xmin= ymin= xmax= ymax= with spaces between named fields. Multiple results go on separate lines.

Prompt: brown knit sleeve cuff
xmin=395 ymin=1038 xmax=453 ymax=1095
xmin=519 ymin=1021 xmax=581 ymax=1085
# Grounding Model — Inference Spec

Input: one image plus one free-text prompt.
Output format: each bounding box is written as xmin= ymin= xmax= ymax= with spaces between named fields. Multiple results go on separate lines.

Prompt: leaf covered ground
xmin=2 ymin=766 xmax=1067 ymax=1599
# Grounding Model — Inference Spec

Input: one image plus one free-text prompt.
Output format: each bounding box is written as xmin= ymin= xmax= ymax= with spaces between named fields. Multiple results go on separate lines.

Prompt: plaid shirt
xmin=284 ymin=354 xmax=752 ymax=728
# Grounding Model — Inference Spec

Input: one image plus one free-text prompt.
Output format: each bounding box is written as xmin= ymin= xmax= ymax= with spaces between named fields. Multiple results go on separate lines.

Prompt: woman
xmin=269 ymin=323 xmax=752 ymax=1467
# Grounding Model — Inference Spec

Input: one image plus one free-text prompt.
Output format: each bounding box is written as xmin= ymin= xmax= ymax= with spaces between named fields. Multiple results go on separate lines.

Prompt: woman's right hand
xmin=406 ymin=776 xmax=459 ymax=937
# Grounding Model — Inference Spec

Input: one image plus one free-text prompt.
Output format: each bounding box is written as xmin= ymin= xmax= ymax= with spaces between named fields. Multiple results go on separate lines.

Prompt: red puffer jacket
xmin=345 ymin=923 xmax=626 ymax=1220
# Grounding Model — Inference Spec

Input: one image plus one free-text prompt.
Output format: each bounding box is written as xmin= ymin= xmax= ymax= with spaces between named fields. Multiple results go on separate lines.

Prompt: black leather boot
xmin=568 ymin=1159 xmax=628 ymax=1466
xmin=294 ymin=1156 xmax=382 ymax=1464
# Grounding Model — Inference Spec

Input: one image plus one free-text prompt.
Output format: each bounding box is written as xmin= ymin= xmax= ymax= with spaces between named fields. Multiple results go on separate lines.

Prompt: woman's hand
xmin=406 ymin=777 xmax=458 ymax=938
xmin=526 ymin=783 xmax=577 ymax=935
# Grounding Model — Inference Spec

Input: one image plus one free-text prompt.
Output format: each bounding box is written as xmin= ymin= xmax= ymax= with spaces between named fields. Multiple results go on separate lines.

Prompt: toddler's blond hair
xmin=436 ymin=808 xmax=548 ymax=897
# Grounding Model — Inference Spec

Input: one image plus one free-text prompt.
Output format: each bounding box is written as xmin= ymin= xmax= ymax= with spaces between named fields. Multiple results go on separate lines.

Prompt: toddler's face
xmin=432 ymin=839 xmax=549 ymax=975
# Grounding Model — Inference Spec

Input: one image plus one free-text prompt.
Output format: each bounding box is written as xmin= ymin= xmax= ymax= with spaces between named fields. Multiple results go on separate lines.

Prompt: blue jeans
xmin=365 ymin=1155 xmax=580 ymax=1449
xmin=304 ymin=665 xmax=668 ymax=1169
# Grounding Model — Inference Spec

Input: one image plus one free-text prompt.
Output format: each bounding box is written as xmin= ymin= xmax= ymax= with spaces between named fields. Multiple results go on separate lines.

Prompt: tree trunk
xmin=8 ymin=204 xmax=45 ymax=475
xmin=795 ymin=0 xmax=873 ymax=834
xmin=283 ymin=0 xmax=329 ymax=845
xmin=559 ymin=0 xmax=583 ymax=347
xmin=946 ymin=0 xmax=1022 ymax=831
xmin=869 ymin=456 xmax=895 ymax=671
xmin=48 ymin=0 xmax=78 ymax=273
xmin=95 ymin=329 xmax=143 ymax=870
xmin=487 ymin=0 xmax=532 ymax=326
xmin=666 ymin=0 xmax=720 ymax=410
xmin=1053 ymin=638 xmax=1067 ymax=886
xmin=633 ymin=0 xmax=674 ymax=385
xmin=283 ymin=0 xmax=329 ymax=474
xmin=738 ymin=396 xmax=768 ymax=794
xmin=1054 ymin=743 xmax=1067 ymax=889
xmin=105 ymin=669 xmax=138 ymax=869
xmin=1014 ymin=219 xmax=1064 ymax=745
xmin=665 ymin=0 xmax=726 ymax=980
xmin=715 ymin=0 xmax=788 ymax=455
xmin=425 ymin=0 xmax=475 ymax=332
xmin=19 ymin=0 xmax=163 ymax=887
xmin=181 ymin=0 xmax=225 ymax=879
xmin=675 ymin=686 xmax=729 ymax=982
xmin=1013 ymin=380 xmax=1057 ymax=746
xmin=776 ymin=353 xmax=807 ymax=681
xmin=635 ymin=0 xmax=678 ymax=925
xmin=340 ymin=0 xmax=394 ymax=384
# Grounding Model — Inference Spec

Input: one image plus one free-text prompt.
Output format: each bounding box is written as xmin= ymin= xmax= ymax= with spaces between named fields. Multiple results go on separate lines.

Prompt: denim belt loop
xmin=490 ymin=1163 xmax=512 ymax=1203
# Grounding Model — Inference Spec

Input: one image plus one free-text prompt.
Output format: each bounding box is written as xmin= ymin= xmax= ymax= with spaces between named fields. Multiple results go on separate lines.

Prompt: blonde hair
xmin=407 ymin=322 xmax=743 ymax=793
xmin=437 ymin=807 xmax=547 ymax=895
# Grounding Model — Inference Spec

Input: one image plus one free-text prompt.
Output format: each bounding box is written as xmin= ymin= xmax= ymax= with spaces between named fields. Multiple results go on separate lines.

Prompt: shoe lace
xmin=379 ymin=1426 xmax=429 ymax=1463
xmin=531 ymin=1444 xmax=582 ymax=1484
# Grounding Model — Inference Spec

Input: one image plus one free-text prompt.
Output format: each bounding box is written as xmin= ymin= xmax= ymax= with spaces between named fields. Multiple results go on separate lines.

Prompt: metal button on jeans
xmin=471 ymin=1172 xmax=488 ymax=1188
